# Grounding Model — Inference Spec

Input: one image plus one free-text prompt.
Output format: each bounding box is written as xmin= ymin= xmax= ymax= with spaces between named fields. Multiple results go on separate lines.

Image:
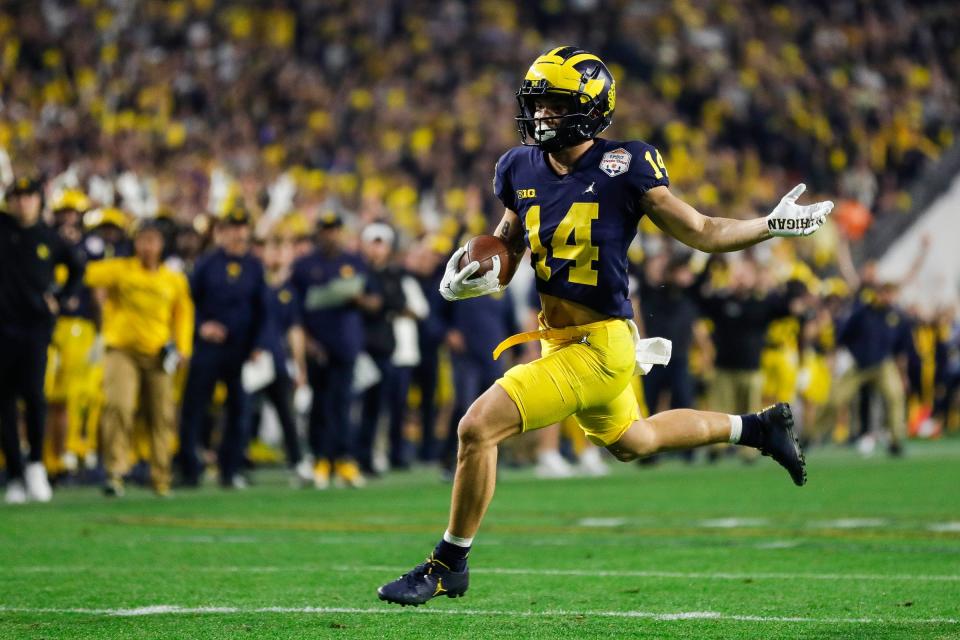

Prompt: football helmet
xmin=516 ymin=46 xmax=616 ymax=152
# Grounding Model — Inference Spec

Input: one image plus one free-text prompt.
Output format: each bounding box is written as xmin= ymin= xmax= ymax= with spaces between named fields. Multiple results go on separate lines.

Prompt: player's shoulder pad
xmin=494 ymin=145 xmax=528 ymax=174
xmin=493 ymin=146 xmax=530 ymax=211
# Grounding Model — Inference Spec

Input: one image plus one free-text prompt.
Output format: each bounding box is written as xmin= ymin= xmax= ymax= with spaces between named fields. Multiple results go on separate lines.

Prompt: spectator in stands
xmin=84 ymin=219 xmax=193 ymax=497
xmin=3 ymin=1 xmax=956 ymax=243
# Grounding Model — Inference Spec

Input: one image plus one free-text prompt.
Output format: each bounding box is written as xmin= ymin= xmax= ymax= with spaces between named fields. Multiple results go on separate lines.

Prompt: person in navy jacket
xmin=814 ymin=282 xmax=910 ymax=454
xmin=288 ymin=213 xmax=374 ymax=488
xmin=248 ymin=230 xmax=312 ymax=485
xmin=178 ymin=206 xmax=270 ymax=488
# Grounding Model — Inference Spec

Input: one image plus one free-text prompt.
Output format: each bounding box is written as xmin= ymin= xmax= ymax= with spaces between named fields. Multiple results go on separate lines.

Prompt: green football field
xmin=2 ymin=441 xmax=959 ymax=639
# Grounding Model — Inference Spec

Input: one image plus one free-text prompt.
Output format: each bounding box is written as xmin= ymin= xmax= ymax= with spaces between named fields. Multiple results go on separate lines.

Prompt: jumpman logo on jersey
xmin=583 ymin=182 xmax=596 ymax=195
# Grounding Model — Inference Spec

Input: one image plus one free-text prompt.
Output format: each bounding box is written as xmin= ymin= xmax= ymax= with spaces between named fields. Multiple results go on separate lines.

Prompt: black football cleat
xmin=757 ymin=403 xmax=807 ymax=486
xmin=377 ymin=555 xmax=469 ymax=606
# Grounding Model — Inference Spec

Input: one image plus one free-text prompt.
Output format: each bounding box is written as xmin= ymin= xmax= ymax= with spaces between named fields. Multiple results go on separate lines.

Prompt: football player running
xmin=378 ymin=47 xmax=833 ymax=606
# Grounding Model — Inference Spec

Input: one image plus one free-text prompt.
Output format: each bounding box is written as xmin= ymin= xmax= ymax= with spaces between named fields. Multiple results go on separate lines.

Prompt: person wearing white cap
xmin=356 ymin=223 xmax=428 ymax=475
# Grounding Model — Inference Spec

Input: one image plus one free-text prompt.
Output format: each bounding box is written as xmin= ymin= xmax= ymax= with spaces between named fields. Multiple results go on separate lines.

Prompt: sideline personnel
xmin=84 ymin=219 xmax=193 ymax=496
xmin=1 ymin=177 xmax=84 ymax=504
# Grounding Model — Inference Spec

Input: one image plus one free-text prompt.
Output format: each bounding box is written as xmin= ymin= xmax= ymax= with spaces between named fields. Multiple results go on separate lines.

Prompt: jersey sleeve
xmin=492 ymin=149 xmax=519 ymax=211
xmin=624 ymin=141 xmax=670 ymax=196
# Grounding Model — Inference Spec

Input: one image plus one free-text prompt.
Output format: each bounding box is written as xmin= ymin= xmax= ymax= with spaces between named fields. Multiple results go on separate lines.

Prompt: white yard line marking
xmin=753 ymin=541 xmax=800 ymax=549
xmin=698 ymin=518 xmax=770 ymax=528
xmin=929 ymin=522 xmax=960 ymax=533
xmin=0 ymin=605 xmax=954 ymax=625
xmin=578 ymin=518 xmax=627 ymax=527
xmin=812 ymin=519 xmax=889 ymax=529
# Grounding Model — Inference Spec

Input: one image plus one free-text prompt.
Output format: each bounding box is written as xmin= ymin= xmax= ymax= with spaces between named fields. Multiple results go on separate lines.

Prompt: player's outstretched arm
xmin=641 ymin=184 xmax=834 ymax=253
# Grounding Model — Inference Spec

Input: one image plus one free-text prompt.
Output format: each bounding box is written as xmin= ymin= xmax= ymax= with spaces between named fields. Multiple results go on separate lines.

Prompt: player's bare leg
xmin=607 ymin=404 xmax=806 ymax=486
xmin=608 ymin=409 xmax=732 ymax=458
xmin=378 ymin=383 xmax=521 ymax=606
xmin=447 ymin=384 xmax=522 ymax=539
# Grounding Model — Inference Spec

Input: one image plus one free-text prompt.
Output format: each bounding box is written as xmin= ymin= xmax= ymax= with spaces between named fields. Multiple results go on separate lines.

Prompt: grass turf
xmin=1 ymin=440 xmax=959 ymax=639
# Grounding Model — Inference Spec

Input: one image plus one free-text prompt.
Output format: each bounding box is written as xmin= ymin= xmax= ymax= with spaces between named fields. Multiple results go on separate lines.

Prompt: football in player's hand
xmin=458 ymin=235 xmax=516 ymax=286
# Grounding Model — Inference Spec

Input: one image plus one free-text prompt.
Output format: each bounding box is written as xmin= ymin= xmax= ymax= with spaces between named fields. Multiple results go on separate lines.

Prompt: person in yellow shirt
xmin=84 ymin=220 xmax=194 ymax=496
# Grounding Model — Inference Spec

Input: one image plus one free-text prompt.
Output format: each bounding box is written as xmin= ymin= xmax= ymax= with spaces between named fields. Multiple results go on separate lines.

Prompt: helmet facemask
xmin=516 ymin=90 xmax=591 ymax=152
xmin=515 ymin=64 xmax=613 ymax=152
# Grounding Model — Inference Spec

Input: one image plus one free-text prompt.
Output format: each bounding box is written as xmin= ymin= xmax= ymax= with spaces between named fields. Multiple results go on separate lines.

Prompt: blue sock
xmin=738 ymin=413 xmax=764 ymax=448
xmin=433 ymin=539 xmax=470 ymax=572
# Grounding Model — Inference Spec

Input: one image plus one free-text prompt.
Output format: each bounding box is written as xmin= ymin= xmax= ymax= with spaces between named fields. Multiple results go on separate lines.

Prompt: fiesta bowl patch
xmin=600 ymin=148 xmax=632 ymax=177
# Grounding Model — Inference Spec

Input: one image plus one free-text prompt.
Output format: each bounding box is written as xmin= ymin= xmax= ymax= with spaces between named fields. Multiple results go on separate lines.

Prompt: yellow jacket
xmin=85 ymin=258 xmax=194 ymax=358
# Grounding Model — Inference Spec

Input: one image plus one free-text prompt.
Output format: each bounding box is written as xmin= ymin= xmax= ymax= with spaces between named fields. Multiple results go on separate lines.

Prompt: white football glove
xmin=439 ymin=246 xmax=502 ymax=301
xmin=765 ymin=184 xmax=834 ymax=237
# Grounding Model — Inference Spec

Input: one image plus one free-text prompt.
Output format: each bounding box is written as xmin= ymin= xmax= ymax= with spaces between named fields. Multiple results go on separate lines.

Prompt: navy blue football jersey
xmin=493 ymin=138 xmax=669 ymax=318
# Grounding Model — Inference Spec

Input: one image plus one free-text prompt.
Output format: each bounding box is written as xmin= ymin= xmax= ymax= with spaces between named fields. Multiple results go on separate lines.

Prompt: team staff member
xmin=84 ymin=219 xmax=193 ymax=496
xmin=253 ymin=231 xmax=310 ymax=483
xmin=45 ymin=190 xmax=99 ymax=474
xmin=410 ymin=235 xmax=450 ymax=463
xmin=288 ymin=213 xmax=369 ymax=489
xmin=357 ymin=222 xmax=411 ymax=474
xmin=1 ymin=177 xmax=84 ymax=504
xmin=698 ymin=259 xmax=795 ymax=416
xmin=814 ymin=282 xmax=909 ymax=454
xmin=179 ymin=207 xmax=269 ymax=488
xmin=638 ymin=253 xmax=703 ymax=413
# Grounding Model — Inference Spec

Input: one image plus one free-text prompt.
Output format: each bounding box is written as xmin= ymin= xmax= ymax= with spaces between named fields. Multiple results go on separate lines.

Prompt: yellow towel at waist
xmin=492 ymin=316 xmax=617 ymax=361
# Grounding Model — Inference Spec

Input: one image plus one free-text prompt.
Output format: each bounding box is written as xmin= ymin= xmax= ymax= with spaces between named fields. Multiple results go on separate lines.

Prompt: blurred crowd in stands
xmin=1 ymin=0 xmax=959 ymax=501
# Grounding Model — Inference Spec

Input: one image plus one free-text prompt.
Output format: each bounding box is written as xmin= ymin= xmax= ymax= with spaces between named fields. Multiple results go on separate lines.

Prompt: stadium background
xmin=1 ymin=1 xmax=959 ymax=638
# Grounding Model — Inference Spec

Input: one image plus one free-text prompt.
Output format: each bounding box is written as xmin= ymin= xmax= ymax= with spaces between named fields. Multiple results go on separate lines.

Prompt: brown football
xmin=457 ymin=235 xmax=516 ymax=287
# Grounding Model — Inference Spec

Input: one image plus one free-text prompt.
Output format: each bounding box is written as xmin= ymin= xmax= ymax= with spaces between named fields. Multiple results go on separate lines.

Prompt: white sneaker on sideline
xmin=535 ymin=450 xmax=574 ymax=479
xmin=5 ymin=480 xmax=27 ymax=505
xmin=61 ymin=452 xmax=79 ymax=473
xmin=577 ymin=447 xmax=610 ymax=477
xmin=293 ymin=458 xmax=315 ymax=487
xmin=24 ymin=462 xmax=52 ymax=502
xmin=83 ymin=452 xmax=99 ymax=469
